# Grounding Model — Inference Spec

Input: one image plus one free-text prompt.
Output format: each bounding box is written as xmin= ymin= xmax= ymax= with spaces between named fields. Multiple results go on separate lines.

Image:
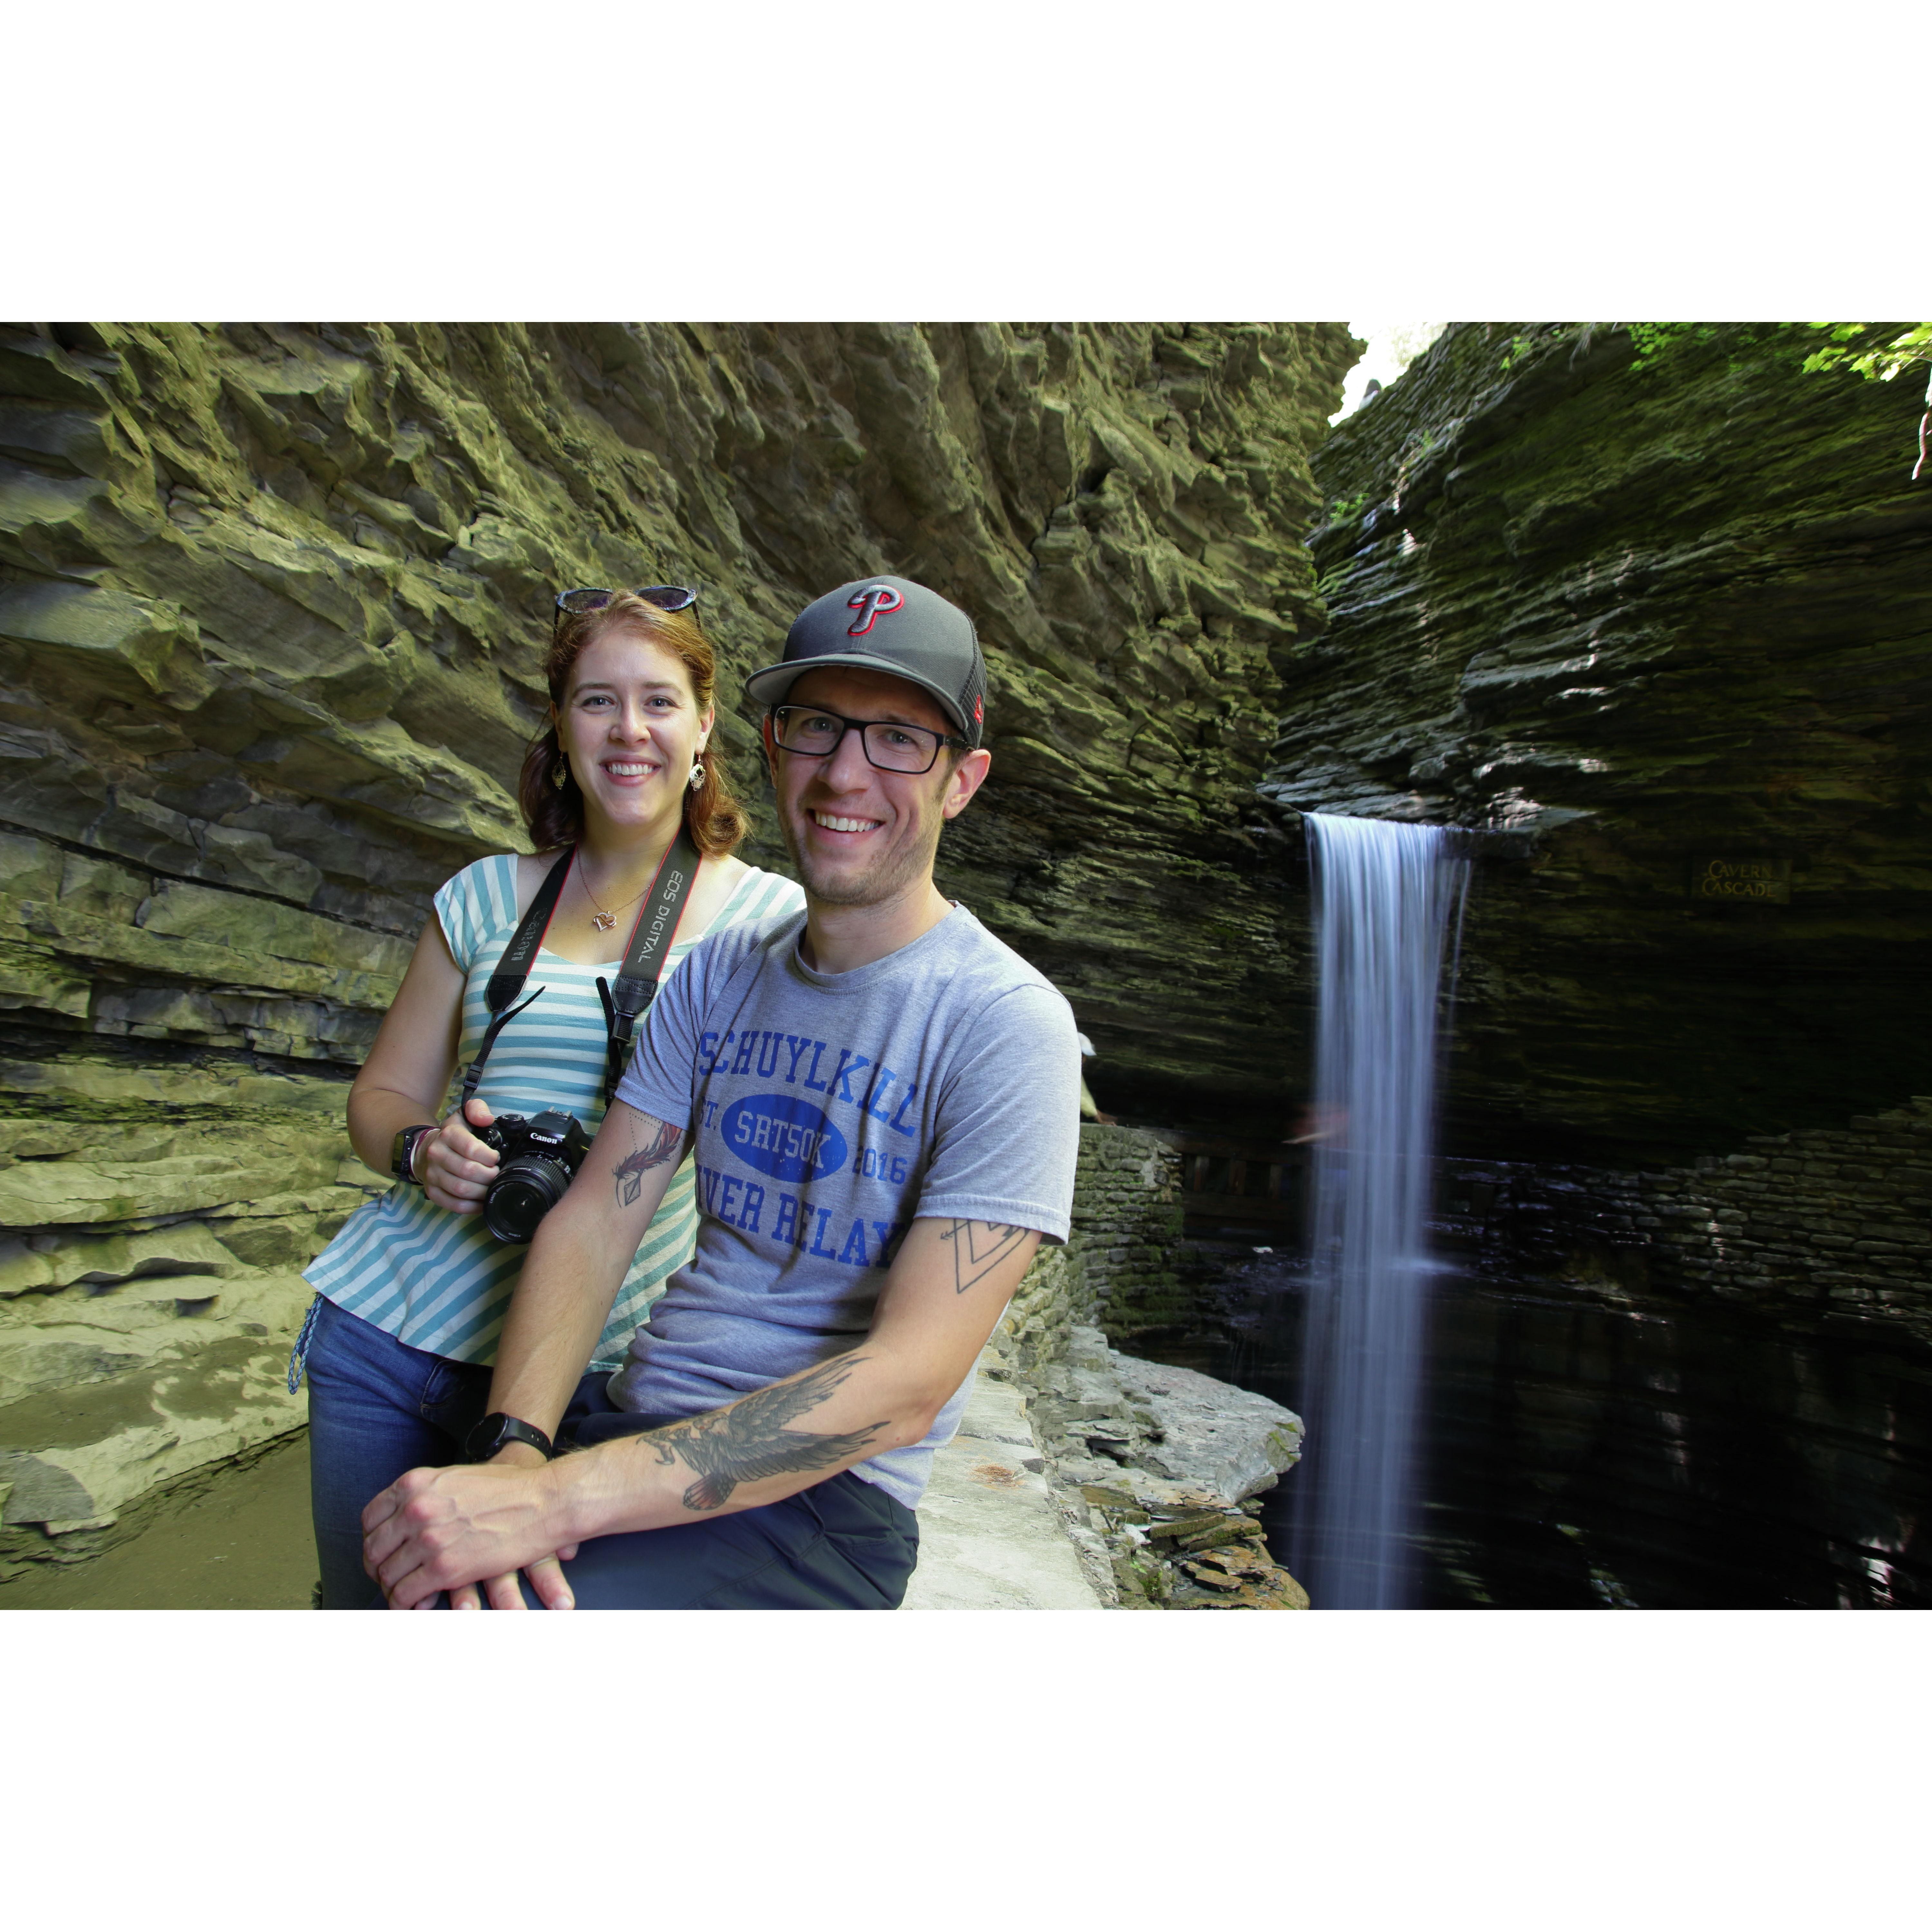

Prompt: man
xmin=362 ymin=575 xmax=1081 ymax=1608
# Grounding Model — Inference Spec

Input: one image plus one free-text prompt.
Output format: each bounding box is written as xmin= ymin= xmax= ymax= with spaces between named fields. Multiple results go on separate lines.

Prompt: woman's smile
xmin=557 ymin=628 xmax=710 ymax=826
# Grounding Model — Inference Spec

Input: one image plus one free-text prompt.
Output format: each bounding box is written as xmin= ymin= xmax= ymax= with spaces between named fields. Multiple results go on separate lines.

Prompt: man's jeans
xmin=303 ymin=1296 xmax=918 ymax=1610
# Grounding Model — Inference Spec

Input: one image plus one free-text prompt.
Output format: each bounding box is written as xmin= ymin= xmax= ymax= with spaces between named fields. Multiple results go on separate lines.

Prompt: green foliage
xmin=1620 ymin=321 xmax=1930 ymax=390
xmin=1623 ymin=323 xmax=1789 ymax=374
xmin=1801 ymin=323 xmax=1932 ymax=384
xmin=1499 ymin=334 xmax=1539 ymax=374
xmin=1323 ymin=491 xmax=1367 ymax=527
xmin=1625 ymin=323 xmax=1721 ymax=368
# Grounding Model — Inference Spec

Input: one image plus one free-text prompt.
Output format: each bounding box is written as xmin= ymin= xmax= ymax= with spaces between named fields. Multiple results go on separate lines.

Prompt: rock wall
xmin=1446 ymin=1095 xmax=1932 ymax=1344
xmin=1280 ymin=322 xmax=1932 ymax=1162
xmin=0 ymin=322 xmax=1353 ymax=1564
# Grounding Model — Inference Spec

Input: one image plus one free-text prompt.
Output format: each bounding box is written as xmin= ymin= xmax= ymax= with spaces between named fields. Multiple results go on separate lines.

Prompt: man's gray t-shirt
xmin=609 ymin=904 xmax=1081 ymax=1510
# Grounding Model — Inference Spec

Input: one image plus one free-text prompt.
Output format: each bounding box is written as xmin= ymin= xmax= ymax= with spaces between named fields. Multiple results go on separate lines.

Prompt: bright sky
xmin=1332 ymin=322 xmax=1449 ymax=421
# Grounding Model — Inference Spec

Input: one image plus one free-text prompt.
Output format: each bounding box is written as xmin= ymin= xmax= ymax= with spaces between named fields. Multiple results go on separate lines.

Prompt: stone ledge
xmin=900 ymin=1372 xmax=1105 ymax=1611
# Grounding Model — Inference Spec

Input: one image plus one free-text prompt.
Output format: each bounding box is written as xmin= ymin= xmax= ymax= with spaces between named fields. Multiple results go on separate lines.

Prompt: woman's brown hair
xmin=517 ymin=593 xmax=750 ymax=858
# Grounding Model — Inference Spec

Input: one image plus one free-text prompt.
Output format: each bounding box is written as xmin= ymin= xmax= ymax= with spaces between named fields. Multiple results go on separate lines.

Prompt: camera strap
xmin=459 ymin=847 xmax=575 ymax=1107
xmin=457 ymin=832 xmax=705 ymax=1111
xmin=595 ymin=825 xmax=702 ymax=1104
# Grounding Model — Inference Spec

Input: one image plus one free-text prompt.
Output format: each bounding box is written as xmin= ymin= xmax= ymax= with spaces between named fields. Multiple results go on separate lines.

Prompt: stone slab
xmin=901 ymin=1371 xmax=1104 ymax=1611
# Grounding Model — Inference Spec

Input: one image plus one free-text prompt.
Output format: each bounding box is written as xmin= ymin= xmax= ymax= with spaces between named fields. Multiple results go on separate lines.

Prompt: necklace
xmin=578 ymin=852 xmax=657 ymax=933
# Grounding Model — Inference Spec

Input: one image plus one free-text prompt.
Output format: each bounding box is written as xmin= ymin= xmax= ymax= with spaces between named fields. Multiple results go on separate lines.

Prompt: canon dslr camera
xmin=479 ymin=1109 xmax=592 ymax=1243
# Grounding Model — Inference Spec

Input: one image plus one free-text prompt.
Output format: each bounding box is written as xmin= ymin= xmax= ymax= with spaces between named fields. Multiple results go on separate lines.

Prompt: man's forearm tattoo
xmin=940 ymin=1220 xmax=1030 ymax=1295
xmin=612 ymin=1116 xmax=685 ymax=1207
xmin=649 ymin=1353 xmax=888 ymax=1512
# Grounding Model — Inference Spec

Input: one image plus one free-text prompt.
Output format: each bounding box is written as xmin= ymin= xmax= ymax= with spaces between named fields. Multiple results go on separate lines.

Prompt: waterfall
xmin=1293 ymin=813 xmax=1471 ymax=1609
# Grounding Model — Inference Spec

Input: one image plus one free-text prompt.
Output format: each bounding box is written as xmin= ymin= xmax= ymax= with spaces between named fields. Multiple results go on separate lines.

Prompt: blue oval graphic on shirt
xmin=721 ymin=1094 xmax=848 ymax=1184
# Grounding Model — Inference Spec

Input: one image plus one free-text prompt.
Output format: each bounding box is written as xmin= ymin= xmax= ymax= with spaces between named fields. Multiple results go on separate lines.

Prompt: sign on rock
xmin=1691 ymin=857 xmax=1792 ymax=905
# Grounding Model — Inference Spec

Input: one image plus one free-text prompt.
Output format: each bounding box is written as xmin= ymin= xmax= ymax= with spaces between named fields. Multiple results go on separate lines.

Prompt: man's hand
xmin=362 ymin=1449 xmax=575 ymax=1611
xmin=441 ymin=1440 xmax=580 ymax=1611
xmin=361 ymin=1213 xmax=1049 ymax=1606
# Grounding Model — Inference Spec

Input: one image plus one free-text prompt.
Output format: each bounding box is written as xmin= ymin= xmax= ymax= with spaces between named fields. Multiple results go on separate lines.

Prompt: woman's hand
xmin=419 ymin=1096 xmax=501 ymax=1215
xmin=363 ymin=1440 xmax=581 ymax=1610
xmin=447 ymin=1547 xmax=582 ymax=1612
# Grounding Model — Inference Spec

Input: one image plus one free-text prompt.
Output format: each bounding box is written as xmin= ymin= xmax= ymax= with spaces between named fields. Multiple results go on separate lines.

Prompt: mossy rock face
xmin=1284 ymin=322 xmax=1932 ymax=1161
xmin=0 ymin=320 xmax=1359 ymax=1551
xmin=0 ymin=321 xmax=1355 ymax=1136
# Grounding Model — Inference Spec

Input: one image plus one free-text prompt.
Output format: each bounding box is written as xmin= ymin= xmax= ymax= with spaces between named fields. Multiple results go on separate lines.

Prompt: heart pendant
xmin=592 ymin=911 xmax=616 ymax=931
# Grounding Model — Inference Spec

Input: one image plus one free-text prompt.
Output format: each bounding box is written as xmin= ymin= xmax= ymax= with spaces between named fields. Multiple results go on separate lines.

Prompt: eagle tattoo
xmin=652 ymin=1353 xmax=888 ymax=1512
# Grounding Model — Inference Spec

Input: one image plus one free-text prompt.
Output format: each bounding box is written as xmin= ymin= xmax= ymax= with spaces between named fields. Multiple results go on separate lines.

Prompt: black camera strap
xmin=458 ymin=832 xmax=703 ymax=1110
xmin=595 ymin=825 xmax=702 ymax=1104
xmin=459 ymin=847 xmax=574 ymax=1108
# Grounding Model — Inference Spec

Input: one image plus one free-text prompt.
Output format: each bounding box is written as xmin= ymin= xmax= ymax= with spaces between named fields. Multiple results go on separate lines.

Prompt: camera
xmin=478 ymin=1109 xmax=592 ymax=1243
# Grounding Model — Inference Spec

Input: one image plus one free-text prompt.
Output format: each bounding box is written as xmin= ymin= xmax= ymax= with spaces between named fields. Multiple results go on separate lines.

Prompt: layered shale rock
xmin=0 ymin=322 xmax=1352 ymax=1566
xmin=1277 ymin=323 xmax=1932 ymax=1161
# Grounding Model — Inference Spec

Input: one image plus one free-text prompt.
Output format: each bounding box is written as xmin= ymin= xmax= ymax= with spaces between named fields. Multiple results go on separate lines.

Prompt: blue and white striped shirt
xmin=305 ymin=854 xmax=804 ymax=1369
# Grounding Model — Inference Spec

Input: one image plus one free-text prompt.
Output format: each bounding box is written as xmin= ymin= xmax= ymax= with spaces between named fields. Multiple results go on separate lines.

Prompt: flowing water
xmin=1292 ymin=814 xmax=1471 ymax=1608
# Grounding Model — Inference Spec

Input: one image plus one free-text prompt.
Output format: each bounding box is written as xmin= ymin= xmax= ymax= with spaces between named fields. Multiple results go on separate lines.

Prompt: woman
xmin=296 ymin=587 xmax=803 ymax=1608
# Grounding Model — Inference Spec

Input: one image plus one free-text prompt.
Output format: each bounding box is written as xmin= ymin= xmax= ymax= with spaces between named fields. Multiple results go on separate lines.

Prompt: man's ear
xmin=760 ymin=713 xmax=782 ymax=785
xmin=940 ymin=747 xmax=992 ymax=820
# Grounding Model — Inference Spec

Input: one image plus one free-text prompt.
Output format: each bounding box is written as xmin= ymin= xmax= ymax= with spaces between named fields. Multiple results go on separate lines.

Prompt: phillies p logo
xmin=846 ymin=585 xmax=904 ymax=636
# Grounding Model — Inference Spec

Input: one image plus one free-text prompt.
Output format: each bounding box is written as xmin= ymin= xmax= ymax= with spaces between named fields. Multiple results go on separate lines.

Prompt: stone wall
xmin=1067 ymin=1123 xmax=1189 ymax=1337
xmin=984 ymin=1122 xmax=1190 ymax=1383
xmin=1444 ymin=1095 xmax=1932 ymax=1344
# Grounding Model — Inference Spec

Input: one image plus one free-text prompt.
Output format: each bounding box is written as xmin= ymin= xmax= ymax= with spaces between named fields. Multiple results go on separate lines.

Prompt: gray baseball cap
xmin=744 ymin=575 xmax=988 ymax=748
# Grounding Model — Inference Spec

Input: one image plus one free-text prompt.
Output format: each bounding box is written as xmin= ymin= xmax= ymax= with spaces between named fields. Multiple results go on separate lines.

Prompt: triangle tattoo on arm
xmin=939 ymin=1220 xmax=1030 ymax=1294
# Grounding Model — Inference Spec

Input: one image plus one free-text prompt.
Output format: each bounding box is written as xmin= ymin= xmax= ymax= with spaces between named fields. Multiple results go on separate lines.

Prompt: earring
xmin=551 ymin=755 xmax=569 ymax=791
xmin=687 ymin=759 xmax=706 ymax=793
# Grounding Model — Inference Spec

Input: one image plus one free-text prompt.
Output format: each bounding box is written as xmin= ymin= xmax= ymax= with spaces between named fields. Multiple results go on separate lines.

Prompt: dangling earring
xmin=687 ymin=758 xmax=706 ymax=793
xmin=551 ymin=754 xmax=569 ymax=791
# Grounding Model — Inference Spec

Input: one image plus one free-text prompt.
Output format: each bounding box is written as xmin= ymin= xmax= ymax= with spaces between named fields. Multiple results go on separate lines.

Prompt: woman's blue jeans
xmin=303 ymin=1295 xmax=603 ymax=1610
xmin=302 ymin=1296 xmax=917 ymax=1610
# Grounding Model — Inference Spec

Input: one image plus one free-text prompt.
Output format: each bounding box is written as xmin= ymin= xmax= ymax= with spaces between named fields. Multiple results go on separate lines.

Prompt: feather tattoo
xmin=650 ymin=1353 xmax=888 ymax=1511
xmin=612 ymin=1116 xmax=685 ymax=1207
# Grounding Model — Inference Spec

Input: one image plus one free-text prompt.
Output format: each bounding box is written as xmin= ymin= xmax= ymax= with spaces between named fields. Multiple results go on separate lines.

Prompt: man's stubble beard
xmin=780 ymin=798 xmax=945 ymax=911
xmin=784 ymin=829 xmax=939 ymax=909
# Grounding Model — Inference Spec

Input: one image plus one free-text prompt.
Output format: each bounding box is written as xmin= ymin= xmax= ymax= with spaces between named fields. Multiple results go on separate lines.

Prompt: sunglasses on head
xmin=553 ymin=586 xmax=699 ymax=633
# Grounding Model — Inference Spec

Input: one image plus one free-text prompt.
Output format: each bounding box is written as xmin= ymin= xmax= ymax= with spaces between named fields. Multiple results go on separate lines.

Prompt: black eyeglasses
xmin=553 ymin=586 xmax=699 ymax=634
xmin=770 ymin=705 xmax=965 ymax=776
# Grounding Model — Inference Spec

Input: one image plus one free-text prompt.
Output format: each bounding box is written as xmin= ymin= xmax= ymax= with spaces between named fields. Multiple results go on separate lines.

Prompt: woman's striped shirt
xmin=304 ymin=854 xmax=804 ymax=1369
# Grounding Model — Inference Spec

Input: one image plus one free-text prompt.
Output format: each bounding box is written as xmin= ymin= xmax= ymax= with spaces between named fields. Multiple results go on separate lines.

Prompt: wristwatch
xmin=465 ymin=1412 xmax=556 ymax=1463
xmin=391 ymin=1123 xmax=438 ymax=1185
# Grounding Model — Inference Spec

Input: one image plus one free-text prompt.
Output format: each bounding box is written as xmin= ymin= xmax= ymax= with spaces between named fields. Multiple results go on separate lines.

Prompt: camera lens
xmin=483 ymin=1155 xmax=574 ymax=1244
